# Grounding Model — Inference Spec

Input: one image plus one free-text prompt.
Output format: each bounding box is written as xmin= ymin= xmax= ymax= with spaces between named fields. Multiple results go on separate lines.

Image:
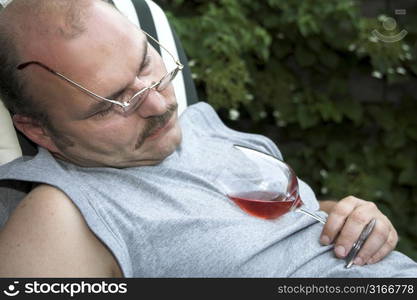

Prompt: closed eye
xmin=139 ymin=55 xmax=151 ymax=74
xmin=93 ymin=54 xmax=152 ymax=119
xmin=94 ymin=104 xmax=114 ymax=118
xmin=113 ymin=55 xmax=152 ymax=103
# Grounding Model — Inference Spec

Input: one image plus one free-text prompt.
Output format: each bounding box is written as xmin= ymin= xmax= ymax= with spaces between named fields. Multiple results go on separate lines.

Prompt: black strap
xmin=17 ymin=131 xmax=37 ymax=156
xmin=130 ymin=0 xmax=161 ymax=55
xmin=171 ymin=29 xmax=199 ymax=105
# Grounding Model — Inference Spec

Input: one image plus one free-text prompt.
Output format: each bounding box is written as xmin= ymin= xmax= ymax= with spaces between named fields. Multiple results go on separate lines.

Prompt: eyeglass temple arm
xmin=141 ymin=30 xmax=183 ymax=68
xmin=16 ymin=30 xmax=183 ymax=108
xmin=17 ymin=61 xmax=127 ymax=107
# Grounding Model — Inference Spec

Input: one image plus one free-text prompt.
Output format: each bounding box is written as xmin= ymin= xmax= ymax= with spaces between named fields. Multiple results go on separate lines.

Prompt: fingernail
xmin=354 ymin=257 xmax=364 ymax=266
xmin=335 ymin=245 xmax=346 ymax=257
xmin=320 ymin=235 xmax=330 ymax=245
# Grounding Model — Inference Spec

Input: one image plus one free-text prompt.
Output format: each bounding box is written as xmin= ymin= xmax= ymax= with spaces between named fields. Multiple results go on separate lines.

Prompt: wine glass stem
xmin=296 ymin=207 xmax=327 ymax=224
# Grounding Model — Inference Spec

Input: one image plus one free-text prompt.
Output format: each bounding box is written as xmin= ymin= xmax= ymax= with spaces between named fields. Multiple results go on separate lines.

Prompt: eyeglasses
xmin=17 ymin=30 xmax=184 ymax=115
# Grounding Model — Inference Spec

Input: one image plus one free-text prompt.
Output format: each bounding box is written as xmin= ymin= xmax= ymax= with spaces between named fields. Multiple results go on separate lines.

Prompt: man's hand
xmin=319 ymin=196 xmax=398 ymax=266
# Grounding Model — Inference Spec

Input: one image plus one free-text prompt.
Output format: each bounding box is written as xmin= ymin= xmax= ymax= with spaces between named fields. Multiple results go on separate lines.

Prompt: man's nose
xmin=136 ymin=90 xmax=167 ymax=118
xmin=134 ymin=83 xmax=167 ymax=119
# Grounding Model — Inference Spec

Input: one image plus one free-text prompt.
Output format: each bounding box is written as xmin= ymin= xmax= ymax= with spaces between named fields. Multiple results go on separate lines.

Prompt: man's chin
xmin=51 ymin=119 xmax=182 ymax=168
xmin=144 ymin=125 xmax=182 ymax=165
xmin=123 ymin=124 xmax=182 ymax=168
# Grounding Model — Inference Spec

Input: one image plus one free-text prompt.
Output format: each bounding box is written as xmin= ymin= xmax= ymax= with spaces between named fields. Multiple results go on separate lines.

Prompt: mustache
xmin=135 ymin=102 xmax=178 ymax=150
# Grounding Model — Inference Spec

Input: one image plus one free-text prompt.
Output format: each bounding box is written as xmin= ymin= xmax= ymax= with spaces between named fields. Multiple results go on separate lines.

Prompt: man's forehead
xmin=20 ymin=1 xmax=145 ymax=73
xmin=15 ymin=1 xmax=149 ymax=113
xmin=10 ymin=0 xmax=126 ymax=48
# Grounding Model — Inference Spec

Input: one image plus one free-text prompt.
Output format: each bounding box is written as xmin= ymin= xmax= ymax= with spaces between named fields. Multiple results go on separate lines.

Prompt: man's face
xmin=19 ymin=1 xmax=182 ymax=167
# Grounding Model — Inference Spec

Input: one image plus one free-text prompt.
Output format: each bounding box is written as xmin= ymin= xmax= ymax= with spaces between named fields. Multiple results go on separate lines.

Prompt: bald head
xmin=0 ymin=0 xmax=115 ymax=118
xmin=2 ymin=0 xmax=117 ymax=58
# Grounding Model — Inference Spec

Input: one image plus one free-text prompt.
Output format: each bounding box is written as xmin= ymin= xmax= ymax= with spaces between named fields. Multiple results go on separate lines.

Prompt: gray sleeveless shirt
xmin=1 ymin=102 xmax=416 ymax=277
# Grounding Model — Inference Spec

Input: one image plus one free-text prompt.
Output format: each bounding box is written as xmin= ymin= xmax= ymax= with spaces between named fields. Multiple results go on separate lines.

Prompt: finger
xmin=367 ymin=229 xmax=398 ymax=265
xmin=333 ymin=203 xmax=378 ymax=258
xmin=348 ymin=221 xmax=390 ymax=266
xmin=320 ymin=196 xmax=360 ymax=245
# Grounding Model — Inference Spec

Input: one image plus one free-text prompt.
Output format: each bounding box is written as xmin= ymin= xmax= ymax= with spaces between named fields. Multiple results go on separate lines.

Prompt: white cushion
xmin=0 ymin=100 xmax=21 ymax=165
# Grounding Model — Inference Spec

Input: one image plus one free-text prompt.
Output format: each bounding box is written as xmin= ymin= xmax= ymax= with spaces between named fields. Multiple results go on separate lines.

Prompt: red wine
xmin=229 ymin=191 xmax=303 ymax=219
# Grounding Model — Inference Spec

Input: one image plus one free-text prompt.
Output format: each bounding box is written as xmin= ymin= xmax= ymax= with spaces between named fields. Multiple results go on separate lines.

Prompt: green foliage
xmin=158 ymin=0 xmax=417 ymax=260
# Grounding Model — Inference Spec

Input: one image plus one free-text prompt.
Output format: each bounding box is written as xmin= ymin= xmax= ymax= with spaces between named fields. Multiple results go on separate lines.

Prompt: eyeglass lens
xmin=156 ymin=68 xmax=179 ymax=92
xmin=117 ymin=67 xmax=179 ymax=113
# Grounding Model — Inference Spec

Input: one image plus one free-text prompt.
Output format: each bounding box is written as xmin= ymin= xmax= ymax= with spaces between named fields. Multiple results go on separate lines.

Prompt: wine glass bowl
xmin=218 ymin=144 xmax=305 ymax=220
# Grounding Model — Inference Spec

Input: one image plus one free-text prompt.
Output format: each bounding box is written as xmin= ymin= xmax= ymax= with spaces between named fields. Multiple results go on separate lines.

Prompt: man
xmin=0 ymin=0 xmax=415 ymax=277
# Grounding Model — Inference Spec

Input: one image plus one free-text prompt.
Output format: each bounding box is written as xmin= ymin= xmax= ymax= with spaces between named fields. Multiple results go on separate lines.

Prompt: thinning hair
xmin=0 ymin=0 xmax=112 ymax=125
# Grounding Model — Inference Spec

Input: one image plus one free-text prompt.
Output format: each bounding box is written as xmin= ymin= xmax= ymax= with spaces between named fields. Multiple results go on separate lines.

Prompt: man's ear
xmin=12 ymin=114 xmax=60 ymax=153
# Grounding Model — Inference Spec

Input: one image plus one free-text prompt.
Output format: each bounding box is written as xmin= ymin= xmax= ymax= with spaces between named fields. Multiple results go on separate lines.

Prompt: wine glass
xmin=217 ymin=144 xmax=376 ymax=268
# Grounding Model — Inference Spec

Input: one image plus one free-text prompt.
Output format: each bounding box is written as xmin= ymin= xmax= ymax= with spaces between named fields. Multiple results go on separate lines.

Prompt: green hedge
xmin=158 ymin=0 xmax=417 ymax=260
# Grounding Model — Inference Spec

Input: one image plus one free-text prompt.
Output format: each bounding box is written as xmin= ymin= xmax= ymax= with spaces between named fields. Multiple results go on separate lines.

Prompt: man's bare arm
xmin=0 ymin=184 xmax=122 ymax=277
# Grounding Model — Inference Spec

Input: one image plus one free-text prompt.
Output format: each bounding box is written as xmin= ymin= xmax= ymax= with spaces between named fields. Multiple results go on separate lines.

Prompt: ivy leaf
xmin=368 ymin=106 xmax=396 ymax=131
xmin=383 ymin=131 xmax=406 ymax=149
xmin=297 ymin=105 xmax=319 ymax=129
xmin=391 ymin=149 xmax=416 ymax=169
xmin=315 ymin=98 xmax=342 ymax=122
xmin=318 ymin=50 xmax=340 ymax=69
xmin=409 ymin=63 xmax=417 ymax=76
xmin=275 ymin=42 xmax=293 ymax=59
xmin=406 ymin=126 xmax=417 ymax=141
xmin=307 ymin=37 xmax=323 ymax=52
xmin=295 ymin=45 xmax=317 ymax=67
xmin=399 ymin=167 xmax=417 ymax=186
xmin=338 ymin=99 xmax=363 ymax=124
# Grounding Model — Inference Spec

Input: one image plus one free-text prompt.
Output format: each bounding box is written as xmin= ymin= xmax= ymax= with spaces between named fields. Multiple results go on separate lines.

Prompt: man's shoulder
xmin=0 ymin=184 xmax=84 ymax=260
xmin=0 ymin=184 xmax=121 ymax=277
xmin=12 ymin=184 xmax=77 ymax=223
xmin=182 ymin=101 xmax=215 ymax=119
xmin=181 ymin=101 xmax=227 ymax=133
